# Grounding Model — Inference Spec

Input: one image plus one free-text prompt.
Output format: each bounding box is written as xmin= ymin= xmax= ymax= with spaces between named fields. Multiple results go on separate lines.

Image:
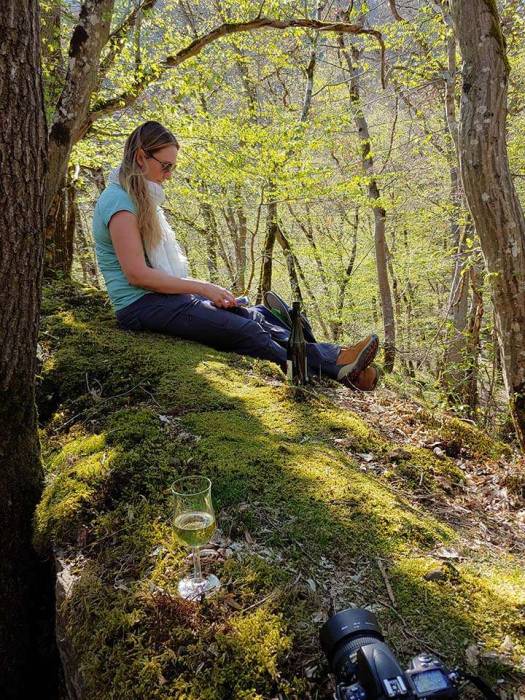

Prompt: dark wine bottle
xmin=287 ymin=301 xmax=308 ymax=385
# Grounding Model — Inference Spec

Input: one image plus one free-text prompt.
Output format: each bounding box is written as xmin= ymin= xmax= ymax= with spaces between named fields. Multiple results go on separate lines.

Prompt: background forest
xmin=42 ymin=0 xmax=525 ymax=436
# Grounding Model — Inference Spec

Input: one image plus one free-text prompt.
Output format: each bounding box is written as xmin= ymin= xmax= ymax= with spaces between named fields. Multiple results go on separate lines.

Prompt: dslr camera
xmin=320 ymin=608 xmax=493 ymax=700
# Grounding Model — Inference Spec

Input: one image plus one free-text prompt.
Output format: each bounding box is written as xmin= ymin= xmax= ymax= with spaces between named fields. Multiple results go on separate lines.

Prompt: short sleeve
xmin=98 ymin=186 xmax=137 ymax=227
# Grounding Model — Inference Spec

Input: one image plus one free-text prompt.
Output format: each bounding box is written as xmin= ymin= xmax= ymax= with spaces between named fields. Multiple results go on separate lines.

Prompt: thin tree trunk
xmin=200 ymin=201 xmax=221 ymax=284
xmin=0 ymin=2 xmax=49 ymax=695
xmin=441 ymin=227 xmax=470 ymax=396
xmin=293 ymin=252 xmax=331 ymax=338
xmin=333 ymin=206 xmax=359 ymax=342
xmin=44 ymin=174 xmax=76 ymax=277
xmin=222 ymin=189 xmax=248 ymax=293
xmin=339 ymin=39 xmax=396 ymax=370
xmin=451 ymin=0 xmax=525 ymax=449
xmin=464 ymin=260 xmax=484 ymax=416
xmin=75 ymin=202 xmax=100 ymax=287
xmin=275 ymin=223 xmax=303 ymax=303
xmin=287 ymin=203 xmax=330 ymax=297
xmin=43 ymin=0 xmax=114 ymax=277
xmin=235 ymin=189 xmax=248 ymax=293
xmin=257 ymin=200 xmax=278 ymax=304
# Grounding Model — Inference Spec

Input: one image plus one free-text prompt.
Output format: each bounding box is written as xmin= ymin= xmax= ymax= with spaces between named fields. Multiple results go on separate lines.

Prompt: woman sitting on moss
xmin=92 ymin=121 xmax=380 ymax=390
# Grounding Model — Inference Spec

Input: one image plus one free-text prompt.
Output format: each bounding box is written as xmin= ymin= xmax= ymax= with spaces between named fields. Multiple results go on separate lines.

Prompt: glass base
xmin=178 ymin=573 xmax=221 ymax=601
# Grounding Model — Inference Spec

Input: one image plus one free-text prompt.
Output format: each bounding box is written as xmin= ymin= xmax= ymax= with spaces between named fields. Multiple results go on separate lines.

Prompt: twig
xmin=54 ymin=380 xmax=152 ymax=432
xmin=376 ymin=557 xmax=397 ymax=607
xmin=376 ymin=599 xmax=441 ymax=655
xmin=140 ymin=385 xmax=162 ymax=407
xmin=241 ymin=588 xmax=278 ymax=613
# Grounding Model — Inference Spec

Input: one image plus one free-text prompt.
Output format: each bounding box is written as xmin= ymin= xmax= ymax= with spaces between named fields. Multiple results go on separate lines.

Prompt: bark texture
xmin=451 ymin=0 xmax=525 ymax=448
xmin=0 ymin=1 xmax=48 ymax=696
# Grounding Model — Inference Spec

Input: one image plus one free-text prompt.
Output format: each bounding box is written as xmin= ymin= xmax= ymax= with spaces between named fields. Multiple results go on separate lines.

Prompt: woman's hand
xmin=200 ymin=282 xmax=237 ymax=309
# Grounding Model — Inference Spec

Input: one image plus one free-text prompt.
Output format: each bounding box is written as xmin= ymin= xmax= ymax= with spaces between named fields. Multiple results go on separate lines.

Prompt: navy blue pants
xmin=116 ymin=293 xmax=342 ymax=379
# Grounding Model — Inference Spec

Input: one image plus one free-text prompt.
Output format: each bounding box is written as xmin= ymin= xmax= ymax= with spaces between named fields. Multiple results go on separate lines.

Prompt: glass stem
xmin=193 ymin=547 xmax=203 ymax=582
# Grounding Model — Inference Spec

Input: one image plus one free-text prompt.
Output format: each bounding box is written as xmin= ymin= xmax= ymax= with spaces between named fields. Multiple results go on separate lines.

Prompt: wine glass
xmin=171 ymin=475 xmax=220 ymax=600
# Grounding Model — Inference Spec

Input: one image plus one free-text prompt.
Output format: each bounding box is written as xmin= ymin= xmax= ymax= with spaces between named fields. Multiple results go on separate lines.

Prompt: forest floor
xmin=36 ymin=281 xmax=525 ymax=700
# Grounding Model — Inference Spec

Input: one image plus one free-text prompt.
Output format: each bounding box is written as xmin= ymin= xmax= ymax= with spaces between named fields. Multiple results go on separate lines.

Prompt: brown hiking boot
xmin=347 ymin=365 xmax=381 ymax=392
xmin=336 ymin=334 xmax=379 ymax=385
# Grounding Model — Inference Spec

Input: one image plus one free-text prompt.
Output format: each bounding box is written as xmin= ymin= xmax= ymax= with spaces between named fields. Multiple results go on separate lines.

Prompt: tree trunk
xmin=0 ymin=2 xmax=48 ymax=696
xmin=275 ymin=224 xmax=303 ymax=303
xmin=464 ymin=261 xmax=484 ymax=416
xmin=256 ymin=200 xmax=278 ymax=304
xmin=293 ymin=252 xmax=331 ymax=339
xmin=200 ymin=201 xmax=221 ymax=284
xmin=44 ymin=175 xmax=76 ymax=277
xmin=332 ymin=205 xmax=359 ymax=342
xmin=46 ymin=0 xmax=114 ymax=213
xmin=440 ymin=227 xmax=470 ymax=397
xmin=339 ymin=39 xmax=396 ymax=371
xmin=75 ymin=201 xmax=100 ymax=287
xmin=451 ymin=0 xmax=525 ymax=449
xmin=222 ymin=190 xmax=248 ymax=293
xmin=288 ymin=203 xmax=330 ymax=298
xmin=234 ymin=189 xmax=248 ymax=293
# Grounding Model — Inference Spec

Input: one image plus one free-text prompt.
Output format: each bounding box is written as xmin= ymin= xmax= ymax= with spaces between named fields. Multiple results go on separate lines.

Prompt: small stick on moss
xmin=377 ymin=599 xmax=441 ymax=656
xmin=376 ymin=557 xmax=397 ymax=608
xmin=240 ymin=588 xmax=278 ymax=614
xmin=55 ymin=379 xmax=151 ymax=432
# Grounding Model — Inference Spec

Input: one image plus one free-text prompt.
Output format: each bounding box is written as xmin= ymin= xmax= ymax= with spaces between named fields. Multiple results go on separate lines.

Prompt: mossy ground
xmin=36 ymin=282 xmax=525 ymax=699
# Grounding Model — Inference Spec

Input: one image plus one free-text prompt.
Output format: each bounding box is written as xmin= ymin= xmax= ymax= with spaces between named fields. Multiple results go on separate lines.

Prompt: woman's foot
xmin=346 ymin=364 xmax=381 ymax=391
xmin=336 ymin=334 xmax=379 ymax=385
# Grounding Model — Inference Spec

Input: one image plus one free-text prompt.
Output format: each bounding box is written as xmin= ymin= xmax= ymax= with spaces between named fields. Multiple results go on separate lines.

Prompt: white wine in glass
xmin=171 ymin=476 xmax=220 ymax=600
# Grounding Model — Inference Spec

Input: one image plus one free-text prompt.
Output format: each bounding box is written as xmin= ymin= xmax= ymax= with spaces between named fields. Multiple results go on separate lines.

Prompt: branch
xmin=388 ymin=0 xmax=405 ymax=21
xmin=164 ymin=17 xmax=385 ymax=87
xmin=84 ymin=15 xmax=385 ymax=134
xmin=84 ymin=70 xmax=159 ymax=134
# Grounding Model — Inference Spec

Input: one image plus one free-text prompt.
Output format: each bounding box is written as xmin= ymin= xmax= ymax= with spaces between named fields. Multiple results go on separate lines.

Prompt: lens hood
xmin=320 ymin=608 xmax=384 ymax=660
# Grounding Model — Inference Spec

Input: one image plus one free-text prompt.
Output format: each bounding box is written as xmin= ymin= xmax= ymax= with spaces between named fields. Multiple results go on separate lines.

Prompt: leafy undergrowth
xmin=36 ymin=281 xmax=525 ymax=700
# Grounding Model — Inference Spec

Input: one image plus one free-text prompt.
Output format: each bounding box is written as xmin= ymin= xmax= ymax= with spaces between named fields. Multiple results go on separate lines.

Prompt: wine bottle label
xmin=287 ymin=360 xmax=294 ymax=380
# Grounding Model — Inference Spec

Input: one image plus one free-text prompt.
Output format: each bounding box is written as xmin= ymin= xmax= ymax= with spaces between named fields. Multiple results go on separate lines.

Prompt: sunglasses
xmin=147 ymin=152 xmax=176 ymax=173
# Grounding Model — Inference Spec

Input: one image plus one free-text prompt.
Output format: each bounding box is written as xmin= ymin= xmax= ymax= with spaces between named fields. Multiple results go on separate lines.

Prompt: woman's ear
xmin=136 ymin=147 xmax=146 ymax=169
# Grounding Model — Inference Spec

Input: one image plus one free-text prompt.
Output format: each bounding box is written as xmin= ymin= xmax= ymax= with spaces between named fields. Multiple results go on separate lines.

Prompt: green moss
xmin=49 ymin=433 xmax=106 ymax=470
xmin=36 ymin=281 xmax=524 ymax=698
xmin=390 ymin=554 xmax=525 ymax=672
xmin=217 ymin=609 xmax=291 ymax=687
xmin=34 ymin=436 xmax=115 ymax=551
xmin=484 ymin=0 xmax=511 ymax=73
xmin=419 ymin=411 xmax=510 ymax=459
xmin=386 ymin=444 xmax=465 ymax=493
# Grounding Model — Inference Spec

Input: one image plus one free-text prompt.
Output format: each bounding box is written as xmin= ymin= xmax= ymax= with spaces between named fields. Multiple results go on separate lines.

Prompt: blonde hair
xmin=119 ymin=121 xmax=179 ymax=250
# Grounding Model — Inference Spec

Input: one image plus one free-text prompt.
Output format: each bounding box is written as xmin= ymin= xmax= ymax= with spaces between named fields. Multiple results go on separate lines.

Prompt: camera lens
xmin=320 ymin=608 xmax=385 ymax=683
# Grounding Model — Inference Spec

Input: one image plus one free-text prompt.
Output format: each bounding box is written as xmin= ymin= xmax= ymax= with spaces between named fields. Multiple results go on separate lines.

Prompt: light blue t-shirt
xmin=92 ymin=183 xmax=149 ymax=312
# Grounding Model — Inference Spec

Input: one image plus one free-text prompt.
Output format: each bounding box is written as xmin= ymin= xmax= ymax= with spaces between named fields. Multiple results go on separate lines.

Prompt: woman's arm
xmin=109 ymin=211 xmax=236 ymax=308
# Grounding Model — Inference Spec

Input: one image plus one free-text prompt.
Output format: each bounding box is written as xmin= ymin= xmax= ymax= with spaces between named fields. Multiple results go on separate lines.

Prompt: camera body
xmin=320 ymin=609 xmax=459 ymax=700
